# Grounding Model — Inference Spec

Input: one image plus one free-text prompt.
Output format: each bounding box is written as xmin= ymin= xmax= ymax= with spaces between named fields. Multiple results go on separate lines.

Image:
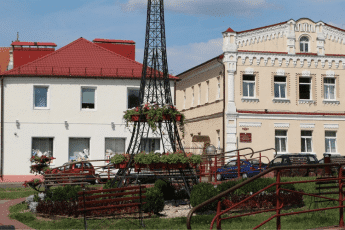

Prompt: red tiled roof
xmin=224 ymin=27 xmax=235 ymax=33
xmin=4 ymin=38 xmax=178 ymax=80
xmin=236 ymin=21 xmax=288 ymax=34
xmin=11 ymin=42 xmax=57 ymax=47
xmin=0 ymin=48 xmax=10 ymax=74
xmin=238 ymin=50 xmax=288 ymax=54
xmin=93 ymin=38 xmax=135 ymax=44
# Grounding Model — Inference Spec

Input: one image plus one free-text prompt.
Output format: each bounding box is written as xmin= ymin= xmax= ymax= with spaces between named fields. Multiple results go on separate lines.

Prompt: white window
xmin=324 ymin=78 xmax=335 ymax=100
xmin=275 ymin=130 xmax=287 ymax=153
xmin=34 ymin=86 xmax=48 ymax=109
xmin=325 ymin=131 xmax=336 ymax=153
xmin=105 ymin=138 xmax=125 ymax=159
xmin=299 ymin=77 xmax=311 ymax=100
xmin=274 ymin=76 xmax=286 ymax=98
xmin=206 ymin=81 xmax=209 ymax=103
xmin=81 ymin=88 xmax=95 ymax=109
xmin=217 ymin=77 xmax=221 ymax=99
xmin=32 ymin=138 xmax=54 ymax=163
xmin=217 ymin=130 xmax=220 ymax=149
xmin=300 ymin=36 xmax=309 ymax=52
xmin=183 ymin=89 xmax=186 ymax=109
xmin=198 ymin=84 xmax=201 ymax=105
xmin=69 ymin=138 xmax=90 ymax=161
xmin=243 ymin=75 xmax=255 ymax=97
xmin=192 ymin=86 xmax=194 ymax=107
xmin=140 ymin=138 xmax=160 ymax=153
xmin=301 ymin=131 xmax=312 ymax=153
xmin=127 ymin=88 xmax=140 ymax=109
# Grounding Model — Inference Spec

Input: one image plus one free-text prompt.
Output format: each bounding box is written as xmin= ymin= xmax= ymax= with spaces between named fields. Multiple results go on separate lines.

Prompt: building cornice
xmin=184 ymin=111 xmax=223 ymax=124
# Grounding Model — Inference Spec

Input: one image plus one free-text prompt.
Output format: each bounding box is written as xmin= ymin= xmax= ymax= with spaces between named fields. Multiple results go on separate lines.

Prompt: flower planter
xmin=167 ymin=163 xmax=187 ymax=169
xmin=119 ymin=162 xmax=128 ymax=169
xmin=162 ymin=114 xmax=171 ymax=120
xmin=131 ymin=115 xmax=140 ymax=121
xmin=175 ymin=114 xmax=182 ymax=121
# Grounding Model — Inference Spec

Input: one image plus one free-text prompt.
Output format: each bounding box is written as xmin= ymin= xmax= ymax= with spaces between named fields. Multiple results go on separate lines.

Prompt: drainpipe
xmin=1 ymin=76 xmax=3 ymax=181
xmin=217 ymin=55 xmax=226 ymax=165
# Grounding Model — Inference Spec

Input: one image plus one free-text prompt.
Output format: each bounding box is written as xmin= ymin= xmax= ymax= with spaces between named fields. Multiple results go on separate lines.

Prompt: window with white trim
xmin=183 ymin=89 xmax=186 ymax=109
xmin=217 ymin=77 xmax=221 ymax=99
xmin=198 ymin=83 xmax=201 ymax=105
xmin=192 ymin=86 xmax=194 ymax=107
xmin=325 ymin=131 xmax=336 ymax=153
xmin=140 ymin=138 xmax=160 ymax=153
xmin=34 ymin=86 xmax=48 ymax=108
xmin=206 ymin=81 xmax=209 ymax=103
xmin=324 ymin=78 xmax=335 ymax=100
xmin=301 ymin=131 xmax=312 ymax=153
xmin=243 ymin=75 xmax=255 ymax=98
xmin=300 ymin=36 xmax=309 ymax=52
xmin=299 ymin=77 xmax=311 ymax=100
xmin=32 ymin=138 xmax=54 ymax=163
xmin=127 ymin=88 xmax=140 ymax=109
xmin=275 ymin=130 xmax=287 ymax=153
xmin=81 ymin=87 xmax=95 ymax=109
xmin=274 ymin=76 xmax=286 ymax=98
xmin=105 ymin=138 xmax=126 ymax=160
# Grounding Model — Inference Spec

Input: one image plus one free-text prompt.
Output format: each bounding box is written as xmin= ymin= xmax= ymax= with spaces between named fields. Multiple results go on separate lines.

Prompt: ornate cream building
xmin=176 ymin=18 xmax=345 ymax=161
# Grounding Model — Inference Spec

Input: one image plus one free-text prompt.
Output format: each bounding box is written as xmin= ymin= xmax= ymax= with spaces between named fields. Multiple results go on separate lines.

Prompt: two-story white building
xmin=0 ymin=37 xmax=177 ymax=182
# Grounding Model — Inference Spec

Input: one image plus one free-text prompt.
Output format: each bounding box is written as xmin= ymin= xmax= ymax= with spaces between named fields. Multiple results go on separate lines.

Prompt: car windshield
xmin=84 ymin=163 xmax=92 ymax=168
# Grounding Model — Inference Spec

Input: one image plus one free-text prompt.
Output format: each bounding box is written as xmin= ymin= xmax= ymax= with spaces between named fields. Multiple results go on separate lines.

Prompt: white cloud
xmin=122 ymin=0 xmax=278 ymax=17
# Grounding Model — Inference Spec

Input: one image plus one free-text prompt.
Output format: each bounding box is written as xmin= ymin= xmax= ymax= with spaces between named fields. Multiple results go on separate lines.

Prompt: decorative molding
xmin=324 ymin=124 xmax=339 ymax=129
xmin=184 ymin=112 xmax=223 ymax=124
xmin=274 ymin=123 xmax=290 ymax=128
xmin=302 ymin=70 xmax=311 ymax=77
xmin=273 ymin=99 xmax=290 ymax=104
xmin=326 ymin=70 xmax=335 ymax=77
xmin=299 ymin=100 xmax=316 ymax=104
xmin=324 ymin=25 xmax=345 ymax=45
xmin=239 ymin=122 xmax=262 ymax=127
xmin=323 ymin=100 xmax=340 ymax=105
xmin=276 ymin=69 xmax=285 ymax=76
xmin=244 ymin=67 xmax=254 ymax=74
xmin=241 ymin=98 xmax=259 ymax=103
xmin=300 ymin=123 xmax=315 ymax=129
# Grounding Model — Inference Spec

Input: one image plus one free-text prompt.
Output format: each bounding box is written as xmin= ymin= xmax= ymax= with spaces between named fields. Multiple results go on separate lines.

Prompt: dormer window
xmin=300 ymin=36 xmax=309 ymax=52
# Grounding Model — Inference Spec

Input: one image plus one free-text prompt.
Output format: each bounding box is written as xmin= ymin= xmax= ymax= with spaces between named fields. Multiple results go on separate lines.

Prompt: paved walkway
xmin=0 ymin=198 xmax=35 ymax=229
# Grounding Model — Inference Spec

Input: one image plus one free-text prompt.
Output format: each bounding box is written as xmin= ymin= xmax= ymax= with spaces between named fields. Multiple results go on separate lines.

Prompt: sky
xmin=1 ymin=0 xmax=345 ymax=75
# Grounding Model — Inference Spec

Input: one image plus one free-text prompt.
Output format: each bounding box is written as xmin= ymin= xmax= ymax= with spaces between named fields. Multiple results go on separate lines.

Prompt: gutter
xmin=1 ymin=76 xmax=3 ymax=180
xmin=216 ymin=56 xmax=226 ymax=162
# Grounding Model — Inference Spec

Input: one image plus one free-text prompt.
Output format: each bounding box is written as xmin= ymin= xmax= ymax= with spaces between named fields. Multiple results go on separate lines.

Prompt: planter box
xmin=131 ymin=115 xmax=147 ymax=122
xmin=162 ymin=114 xmax=171 ymax=120
xmin=175 ymin=114 xmax=182 ymax=121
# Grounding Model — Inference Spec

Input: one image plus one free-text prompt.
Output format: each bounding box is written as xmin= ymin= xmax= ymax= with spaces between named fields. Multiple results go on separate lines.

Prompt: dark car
xmin=267 ymin=154 xmax=318 ymax=176
xmin=216 ymin=159 xmax=267 ymax=181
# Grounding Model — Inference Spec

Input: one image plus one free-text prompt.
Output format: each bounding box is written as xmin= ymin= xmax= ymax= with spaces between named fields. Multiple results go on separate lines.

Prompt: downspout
xmin=1 ymin=76 xmax=3 ymax=181
xmin=217 ymin=56 xmax=226 ymax=164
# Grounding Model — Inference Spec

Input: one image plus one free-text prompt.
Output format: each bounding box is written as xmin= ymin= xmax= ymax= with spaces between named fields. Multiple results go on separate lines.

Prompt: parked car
xmin=49 ymin=161 xmax=99 ymax=184
xmin=94 ymin=163 xmax=119 ymax=182
xmin=267 ymin=153 xmax=318 ymax=176
xmin=216 ymin=159 xmax=268 ymax=181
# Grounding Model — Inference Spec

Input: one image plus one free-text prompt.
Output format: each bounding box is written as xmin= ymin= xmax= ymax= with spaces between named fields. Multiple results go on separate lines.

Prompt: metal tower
xmin=113 ymin=0 xmax=198 ymax=196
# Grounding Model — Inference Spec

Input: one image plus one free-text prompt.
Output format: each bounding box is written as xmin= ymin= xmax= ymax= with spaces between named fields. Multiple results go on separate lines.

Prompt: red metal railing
xmin=186 ymin=163 xmax=345 ymax=230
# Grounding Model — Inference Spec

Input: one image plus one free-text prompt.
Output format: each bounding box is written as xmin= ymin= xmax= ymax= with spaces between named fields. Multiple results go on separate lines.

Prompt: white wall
xmin=3 ymin=77 xmax=175 ymax=175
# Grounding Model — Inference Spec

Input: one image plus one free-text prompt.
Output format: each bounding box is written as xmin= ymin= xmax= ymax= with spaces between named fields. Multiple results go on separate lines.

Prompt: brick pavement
xmin=0 ymin=198 xmax=35 ymax=229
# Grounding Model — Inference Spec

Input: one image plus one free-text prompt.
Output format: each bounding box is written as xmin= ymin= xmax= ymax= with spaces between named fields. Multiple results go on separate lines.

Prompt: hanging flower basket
xmin=175 ymin=114 xmax=182 ymax=121
xmin=162 ymin=114 xmax=171 ymax=120
xmin=131 ymin=115 xmax=140 ymax=122
xmin=119 ymin=162 xmax=128 ymax=169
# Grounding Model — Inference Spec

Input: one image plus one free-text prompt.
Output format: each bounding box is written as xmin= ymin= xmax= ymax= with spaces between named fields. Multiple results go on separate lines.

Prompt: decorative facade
xmin=176 ymin=18 xmax=345 ymax=161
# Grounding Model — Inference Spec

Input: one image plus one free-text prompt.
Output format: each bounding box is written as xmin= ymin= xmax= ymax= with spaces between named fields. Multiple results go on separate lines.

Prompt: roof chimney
xmin=93 ymin=39 xmax=135 ymax=61
xmin=10 ymin=41 xmax=57 ymax=69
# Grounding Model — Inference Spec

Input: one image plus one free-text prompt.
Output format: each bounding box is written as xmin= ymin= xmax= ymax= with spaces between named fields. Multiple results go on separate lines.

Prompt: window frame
xmin=275 ymin=130 xmax=287 ymax=153
xmin=81 ymin=86 xmax=97 ymax=110
xmin=31 ymin=137 xmax=54 ymax=165
xmin=274 ymin=76 xmax=287 ymax=99
xmin=127 ymin=87 xmax=140 ymax=109
xmin=325 ymin=131 xmax=337 ymax=154
xmin=33 ymin=85 xmax=50 ymax=110
xmin=105 ymin=138 xmax=126 ymax=160
xmin=301 ymin=130 xmax=313 ymax=153
xmin=206 ymin=80 xmax=209 ymax=103
xmin=299 ymin=77 xmax=312 ymax=100
xmin=198 ymin=83 xmax=201 ymax=105
xmin=324 ymin=77 xmax=336 ymax=100
xmin=300 ymin=36 xmax=309 ymax=53
xmin=242 ymin=75 xmax=256 ymax=98
xmin=140 ymin=138 xmax=161 ymax=153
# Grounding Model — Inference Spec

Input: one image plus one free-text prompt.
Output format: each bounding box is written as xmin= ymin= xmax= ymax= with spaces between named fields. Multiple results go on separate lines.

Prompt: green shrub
xmin=190 ymin=182 xmax=218 ymax=212
xmin=154 ymin=179 xmax=175 ymax=200
xmin=45 ymin=185 xmax=81 ymax=202
xmin=103 ymin=180 xmax=118 ymax=190
xmin=175 ymin=188 xmax=189 ymax=200
xmin=142 ymin=187 xmax=165 ymax=214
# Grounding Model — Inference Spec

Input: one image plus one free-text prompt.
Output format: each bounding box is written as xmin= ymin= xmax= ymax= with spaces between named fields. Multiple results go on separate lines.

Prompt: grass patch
xmin=7 ymin=176 xmax=345 ymax=229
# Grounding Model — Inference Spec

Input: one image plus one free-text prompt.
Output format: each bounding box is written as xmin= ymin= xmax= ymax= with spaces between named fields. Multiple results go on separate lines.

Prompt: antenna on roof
xmin=15 ymin=32 xmax=19 ymax=42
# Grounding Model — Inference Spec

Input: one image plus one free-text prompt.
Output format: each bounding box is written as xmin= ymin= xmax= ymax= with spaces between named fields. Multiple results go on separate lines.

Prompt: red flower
xmin=135 ymin=107 xmax=139 ymax=112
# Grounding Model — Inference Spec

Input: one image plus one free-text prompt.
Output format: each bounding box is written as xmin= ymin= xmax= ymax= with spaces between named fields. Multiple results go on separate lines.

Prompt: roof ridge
xmin=237 ymin=20 xmax=288 ymax=34
xmin=324 ymin=23 xmax=345 ymax=33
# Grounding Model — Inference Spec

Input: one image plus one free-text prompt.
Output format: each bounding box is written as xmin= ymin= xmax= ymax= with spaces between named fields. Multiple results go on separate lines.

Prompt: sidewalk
xmin=0 ymin=198 xmax=35 ymax=229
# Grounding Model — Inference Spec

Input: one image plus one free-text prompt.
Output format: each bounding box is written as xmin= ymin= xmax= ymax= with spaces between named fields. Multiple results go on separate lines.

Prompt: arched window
xmin=300 ymin=36 xmax=309 ymax=52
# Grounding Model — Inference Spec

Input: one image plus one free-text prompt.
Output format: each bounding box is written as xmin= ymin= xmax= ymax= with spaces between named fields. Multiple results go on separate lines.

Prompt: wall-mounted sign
xmin=240 ymin=133 xmax=252 ymax=143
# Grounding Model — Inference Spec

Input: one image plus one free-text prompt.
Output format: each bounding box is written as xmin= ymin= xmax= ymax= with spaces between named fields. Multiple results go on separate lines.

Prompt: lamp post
xmin=206 ymin=145 xmax=216 ymax=182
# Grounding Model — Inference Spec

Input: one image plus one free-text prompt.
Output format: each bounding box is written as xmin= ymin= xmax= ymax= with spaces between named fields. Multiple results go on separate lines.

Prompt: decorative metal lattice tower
xmin=113 ymin=0 xmax=198 ymax=196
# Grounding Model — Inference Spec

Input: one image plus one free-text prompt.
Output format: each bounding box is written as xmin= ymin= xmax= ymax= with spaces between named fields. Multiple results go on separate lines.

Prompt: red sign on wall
xmin=240 ymin=133 xmax=252 ymax=143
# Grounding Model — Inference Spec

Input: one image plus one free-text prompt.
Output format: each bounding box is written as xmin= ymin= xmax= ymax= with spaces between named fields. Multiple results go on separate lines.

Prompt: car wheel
xmin=217 ymin=173 xmax=222 ymax=181
xmin=242 ymin=173 xmax=248 ymax=179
